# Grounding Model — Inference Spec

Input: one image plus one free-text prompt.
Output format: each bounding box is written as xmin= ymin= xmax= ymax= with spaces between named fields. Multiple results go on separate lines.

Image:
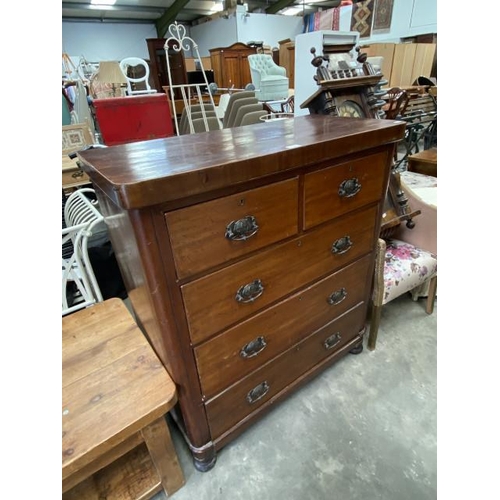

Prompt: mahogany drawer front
xmin=165 ymin=178 xmax=299 ymax=279
xmin=62 ymin=168 xmax=91 ymax=189
xmin=182 ymin=205 xmax=378 ymax=344
xmin=194 ymin=254 xmax=372 ymax=398
xmin=303 ymin=151 xmax=388 ymax=230
xmin=204 ymin=303 xmax=366 ymax=440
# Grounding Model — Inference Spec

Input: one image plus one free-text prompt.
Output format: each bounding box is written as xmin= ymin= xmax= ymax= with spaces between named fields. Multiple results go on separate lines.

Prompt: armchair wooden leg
xmin=426 ymin=276 xmax=437 ymax=314
xmin=368 ymin=304 xmax=382 ymax=351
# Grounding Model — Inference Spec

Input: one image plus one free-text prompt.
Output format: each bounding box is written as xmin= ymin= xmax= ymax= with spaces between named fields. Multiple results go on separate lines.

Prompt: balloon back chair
xmin=119 ymin=57 xmax=157 ymax=95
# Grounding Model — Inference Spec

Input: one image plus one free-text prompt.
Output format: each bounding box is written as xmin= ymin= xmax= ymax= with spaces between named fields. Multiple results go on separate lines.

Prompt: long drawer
xmin=165 ymin=178 xmax=299 ymax=279
xmin=204 ymin=303 xmax=366 ymax=440
xmin=182 ymin=205 xmax=378 ymax=344
xmin=303 ymin=151 xmax=388 ymax=229
xmin=194 ymin=254 xmax=372 ymax=397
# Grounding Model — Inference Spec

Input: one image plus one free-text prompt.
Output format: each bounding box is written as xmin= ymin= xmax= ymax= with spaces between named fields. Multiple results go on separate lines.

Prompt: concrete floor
xmin=155 ymin=294 xmax=437 ymax=500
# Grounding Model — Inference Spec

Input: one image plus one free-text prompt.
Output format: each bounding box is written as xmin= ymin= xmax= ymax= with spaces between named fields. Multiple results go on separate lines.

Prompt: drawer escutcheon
xmin=240 ymin=336 xmax=267 ymax=358
xmin=235 ymin=279 xmax=264 ymax=303
xmin=327 ymin=288 xmax=347 ymax=306
xmin=323 ymin=332 xmax=342 ymax=350
xmin=225 ymin=215 xmax=259 ymax=241
xmin=246 ymin=381 xmax=270 ymax=404
xmin=331 ymin=236 xmax=353 ymax=255
xmin=338 ymin=178 xmax=361 ymax=198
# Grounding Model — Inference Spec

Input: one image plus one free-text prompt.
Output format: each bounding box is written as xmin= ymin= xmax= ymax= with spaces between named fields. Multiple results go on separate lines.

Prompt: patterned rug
xmin=373 ymin=0 xmax=394 ymax=32
xmin=350 ymin=0 xmax=373 ymax=38
xmin=312 ymin=7 xmax=341 ymax=31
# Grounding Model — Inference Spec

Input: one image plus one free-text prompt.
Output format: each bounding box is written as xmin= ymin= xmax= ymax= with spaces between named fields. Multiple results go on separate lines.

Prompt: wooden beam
xmin=265 ymin=0 xmax=297 ymax=15
xmin=155 ymin=0 xmax=191 ymax=38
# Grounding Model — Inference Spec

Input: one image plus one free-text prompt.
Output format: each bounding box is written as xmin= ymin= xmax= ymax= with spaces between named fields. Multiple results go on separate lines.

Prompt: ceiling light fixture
xmin=90 ymin=0 xmax=117 ymax=5
xmin=281 ymin=6 xmax=303 ymax=15
xmin=209 ymin=1 xmax=224 ymax=13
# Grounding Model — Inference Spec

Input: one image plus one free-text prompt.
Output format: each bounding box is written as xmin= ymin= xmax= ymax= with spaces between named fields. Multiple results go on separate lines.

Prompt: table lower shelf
xmin=63 ymin=443 xmax=163 ymax=500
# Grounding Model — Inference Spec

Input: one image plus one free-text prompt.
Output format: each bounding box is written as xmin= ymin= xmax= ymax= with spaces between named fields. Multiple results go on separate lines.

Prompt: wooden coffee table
xmin=62 ymin=298 xmax=185 ymax=499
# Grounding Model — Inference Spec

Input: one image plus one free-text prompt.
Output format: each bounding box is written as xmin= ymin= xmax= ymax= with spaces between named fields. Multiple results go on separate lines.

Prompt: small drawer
xmin=194 ymin=254 xmax=372 ymax=398
xmin=165 ymin=178 xmax=299 ymax=279
xmin=62 ymin=168 xmax=91 ymax=189
xmin=182 ymin=205 xmax=378 ymax=344
xmin=303 ymin=151 xmax=388 ymax=229
xmin=204 ymin=303 xmax=366 ymax=440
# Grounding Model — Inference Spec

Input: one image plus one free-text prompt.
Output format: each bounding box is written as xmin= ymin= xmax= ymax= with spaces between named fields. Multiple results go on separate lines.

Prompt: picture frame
xmin=62 ymin=123 xmax=94 ymax=155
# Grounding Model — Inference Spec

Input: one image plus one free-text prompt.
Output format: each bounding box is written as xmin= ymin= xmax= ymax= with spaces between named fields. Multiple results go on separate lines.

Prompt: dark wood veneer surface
xmin=78 ymin=116 xmax=405 ymax=209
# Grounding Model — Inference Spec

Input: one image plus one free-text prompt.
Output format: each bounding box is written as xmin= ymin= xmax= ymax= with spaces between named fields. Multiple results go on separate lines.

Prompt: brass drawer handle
xmin=240 ymin=336 xmax=267 ymax=358
xmin=331 ymin=236 xmax=352 ymax=255
xmin=338 ymin=178 xmax=361 ymax=198
xmin=246 ymin=381 xmax=270 ymax=404
xmin=327 ymin=288 xmax=347 ymax=306
xmin=323 ymin=332 xmax=342 ymax=350
xmin=71 ymin=171 xmax=84 ymax=179
xmin=235 ymin=279 xmax=264 ymax=303
xmin=225 ymin=215 xmax=259 ymax=241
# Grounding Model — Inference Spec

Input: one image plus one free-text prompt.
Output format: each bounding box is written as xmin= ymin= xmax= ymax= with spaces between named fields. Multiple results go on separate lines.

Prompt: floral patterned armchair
xmin=367 ymin=238 xmax=437 ymax=351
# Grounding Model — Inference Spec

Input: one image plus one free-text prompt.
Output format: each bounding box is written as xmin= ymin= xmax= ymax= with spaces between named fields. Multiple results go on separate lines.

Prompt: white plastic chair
xmin=119 ymin=57 xmax=157 ymax=95
xmin=62 ymin=188 xmax=106 ymax=316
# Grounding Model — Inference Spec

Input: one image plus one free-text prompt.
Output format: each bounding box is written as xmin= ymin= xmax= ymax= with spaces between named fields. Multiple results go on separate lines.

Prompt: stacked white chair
xmin=62 ymin=188 xmax=106 ymax=316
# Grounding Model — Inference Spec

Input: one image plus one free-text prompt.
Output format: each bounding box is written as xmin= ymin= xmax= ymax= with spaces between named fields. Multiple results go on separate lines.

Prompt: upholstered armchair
xmin=248 ymin=54 xmax=289 ymax=102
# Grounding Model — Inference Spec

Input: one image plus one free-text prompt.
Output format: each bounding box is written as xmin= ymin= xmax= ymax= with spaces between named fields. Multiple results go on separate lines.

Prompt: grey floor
xmin=155 ymin=294 xmax=437 ymax=500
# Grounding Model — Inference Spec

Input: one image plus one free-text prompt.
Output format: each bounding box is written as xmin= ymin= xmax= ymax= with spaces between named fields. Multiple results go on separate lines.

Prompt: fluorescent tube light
xmin=91 ymin=0 xmax=117 ymax=5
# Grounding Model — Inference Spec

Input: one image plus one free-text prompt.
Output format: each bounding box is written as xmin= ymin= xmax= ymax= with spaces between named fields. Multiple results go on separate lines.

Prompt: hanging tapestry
xmin=373 ymin=0 xmax=394 ymax=32
xmin=350 ymin=0 xmax=374 ymax=38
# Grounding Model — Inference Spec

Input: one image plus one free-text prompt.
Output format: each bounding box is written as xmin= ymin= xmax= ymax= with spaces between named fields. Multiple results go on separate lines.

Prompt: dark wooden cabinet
xmin=209 ymin=42 xmax=256 ymax=90
xmin=147 ymin=38 xmax=187 ymax=97
xmin=78 ymin=115 xmax=405 ymax=473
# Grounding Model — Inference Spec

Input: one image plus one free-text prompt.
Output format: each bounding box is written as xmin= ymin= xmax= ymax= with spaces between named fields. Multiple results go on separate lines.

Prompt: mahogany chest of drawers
xmin=79 ymin=115 xmax=405 ymax=471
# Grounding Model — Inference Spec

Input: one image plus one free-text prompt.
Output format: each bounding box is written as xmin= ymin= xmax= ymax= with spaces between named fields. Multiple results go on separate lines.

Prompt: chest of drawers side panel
xmin=93 ymin=186 xmax=213 ymax=454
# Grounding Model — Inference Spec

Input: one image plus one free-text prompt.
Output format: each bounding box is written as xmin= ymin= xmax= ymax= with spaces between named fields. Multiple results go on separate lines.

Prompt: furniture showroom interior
xmin=61 ymin=0 xmax=439 ymax=498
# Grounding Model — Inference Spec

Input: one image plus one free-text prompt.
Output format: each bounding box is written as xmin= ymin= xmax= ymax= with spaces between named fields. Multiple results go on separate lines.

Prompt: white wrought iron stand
xmin=165 ymin=22 xmax=221 ymax=135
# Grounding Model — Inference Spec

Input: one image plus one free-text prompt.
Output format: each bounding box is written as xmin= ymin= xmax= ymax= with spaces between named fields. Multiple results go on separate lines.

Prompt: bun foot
xmin=349 ymin=342 xmax=363 ymax=355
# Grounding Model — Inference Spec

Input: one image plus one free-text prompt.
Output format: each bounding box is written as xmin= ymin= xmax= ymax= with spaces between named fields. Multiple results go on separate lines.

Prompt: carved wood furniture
xmin=278 ymin=38 xmax=295 ymax=89
xmin=62 ymin=298 xmax=185 ymax=499
xmin=209 ymin=42 xmax=257 ymax=90
xmin=300 ymin=44 xmax=387 ymax=120
xmin=78 ymin=115 xmax=405 ymax=472
xmin=147 ymin=38 xmax=187 ymax=97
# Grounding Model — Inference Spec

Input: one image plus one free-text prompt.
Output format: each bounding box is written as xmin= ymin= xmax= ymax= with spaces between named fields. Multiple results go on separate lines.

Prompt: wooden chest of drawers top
xmin=78 ymin=115 xmax=405 ymax=210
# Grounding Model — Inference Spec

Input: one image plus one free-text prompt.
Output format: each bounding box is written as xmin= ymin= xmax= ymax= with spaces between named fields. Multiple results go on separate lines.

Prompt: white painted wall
xmin=190 ymin=17 xmax=238 ymax=57
xmin=62 ymin=22 xmax=157 ymax=62
xmin=236 ymin=11 xmax=303 ymax=50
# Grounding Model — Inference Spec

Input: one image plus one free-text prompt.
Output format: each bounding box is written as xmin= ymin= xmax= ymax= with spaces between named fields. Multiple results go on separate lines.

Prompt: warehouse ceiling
xmin=62 ymin=0 xmax=347 ymax=35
